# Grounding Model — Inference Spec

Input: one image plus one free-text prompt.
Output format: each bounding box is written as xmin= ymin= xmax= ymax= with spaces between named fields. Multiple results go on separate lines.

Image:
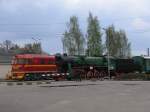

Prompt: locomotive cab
xmin=133 ymin=56 xmax=150 ymax=74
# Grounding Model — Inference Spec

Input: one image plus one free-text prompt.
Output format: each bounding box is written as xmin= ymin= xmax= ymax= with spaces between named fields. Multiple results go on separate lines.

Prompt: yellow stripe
xmin=12 ymin=71 xmax=57 ymax=74
xmin=24 ymin=65 xmax=56 ymax=67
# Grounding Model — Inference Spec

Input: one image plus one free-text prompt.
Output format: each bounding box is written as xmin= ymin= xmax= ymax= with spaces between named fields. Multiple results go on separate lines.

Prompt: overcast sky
xmin=0 ymin=0 xmax=150 ymax=55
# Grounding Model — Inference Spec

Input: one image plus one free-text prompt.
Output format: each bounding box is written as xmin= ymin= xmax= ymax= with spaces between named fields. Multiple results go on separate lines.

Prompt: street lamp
xmin=102 ymin=28 xmax=111 ymax=80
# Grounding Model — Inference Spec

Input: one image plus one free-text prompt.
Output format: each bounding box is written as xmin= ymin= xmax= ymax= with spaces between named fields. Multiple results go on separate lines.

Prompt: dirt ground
xmin=0 ymin=64 xmax=11 ymax=79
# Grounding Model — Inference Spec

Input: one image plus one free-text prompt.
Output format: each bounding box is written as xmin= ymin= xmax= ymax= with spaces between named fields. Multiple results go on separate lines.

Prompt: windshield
xmin=12 ymin=58 xmax=32 ymax=64
xmin=146 ymin=59 xmax=150 ymax=67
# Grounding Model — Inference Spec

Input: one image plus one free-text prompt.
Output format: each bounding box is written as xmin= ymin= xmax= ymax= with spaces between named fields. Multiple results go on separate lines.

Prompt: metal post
xmin=102 ymin=28 xmax=111 ymax=80
xmin=107 ymin=40 xmax=111 ymax=80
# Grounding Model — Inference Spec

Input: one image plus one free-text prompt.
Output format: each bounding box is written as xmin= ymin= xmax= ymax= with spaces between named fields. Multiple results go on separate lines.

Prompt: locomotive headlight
xmin=12 ymin=65 xmax=23 ymax=70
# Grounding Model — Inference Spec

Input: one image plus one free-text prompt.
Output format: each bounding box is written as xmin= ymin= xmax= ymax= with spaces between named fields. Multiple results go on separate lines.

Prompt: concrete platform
xmin=0 ymin=81 xmax=150 ymax=112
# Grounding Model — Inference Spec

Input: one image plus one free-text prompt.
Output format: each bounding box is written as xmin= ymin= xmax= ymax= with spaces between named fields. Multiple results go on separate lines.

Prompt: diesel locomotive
xmin=6 ymin=54 xmax=67 ymax=80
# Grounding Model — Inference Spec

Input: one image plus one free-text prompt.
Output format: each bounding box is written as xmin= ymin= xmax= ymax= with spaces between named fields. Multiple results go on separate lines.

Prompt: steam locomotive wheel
xmin=99 ymin=71 xmax=107 ymax=80
xmin=80 ymin=71 xmax=86 ymax=80
xmin=87 ymin=71 xmax=93 ymax=80
xmin=94 ymin=70 xmax=100 ymax=79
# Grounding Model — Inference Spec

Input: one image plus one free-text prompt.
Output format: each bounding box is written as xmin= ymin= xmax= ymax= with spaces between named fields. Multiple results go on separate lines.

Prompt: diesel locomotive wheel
xmin=24 ymin=74 xmax=31 ymax=81
xmin=32 ymin=74 xmax=42 ymax=80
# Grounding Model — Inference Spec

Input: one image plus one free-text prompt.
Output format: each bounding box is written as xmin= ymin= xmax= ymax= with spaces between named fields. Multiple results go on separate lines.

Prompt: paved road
xmin=0 ymin=81 xmax=150 ymax=112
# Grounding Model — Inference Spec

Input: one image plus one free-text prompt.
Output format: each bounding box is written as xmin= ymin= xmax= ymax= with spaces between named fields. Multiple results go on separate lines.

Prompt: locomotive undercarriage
xmin=11 ymin=72 xmax=69 ymax=81
xmin=71 ymin=66 xmax=111 ymax=80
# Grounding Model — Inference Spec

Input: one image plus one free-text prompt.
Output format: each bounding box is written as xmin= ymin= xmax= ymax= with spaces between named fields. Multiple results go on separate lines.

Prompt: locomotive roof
xmin=133 ymin=56 xmax=150 ymax=59
xmin=15 ymin=54 xmax=55 ymax=59
xmin=143 ymin=56 xmax=150 ymax=59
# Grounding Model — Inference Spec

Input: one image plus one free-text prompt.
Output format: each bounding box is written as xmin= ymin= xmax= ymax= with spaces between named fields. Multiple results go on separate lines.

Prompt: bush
xmin=117 ymin=73 xmax=150 ymax=80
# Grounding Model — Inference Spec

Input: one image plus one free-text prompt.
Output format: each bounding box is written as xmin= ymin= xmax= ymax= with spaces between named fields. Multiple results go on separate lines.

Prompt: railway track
xmin=0 ymin=79 xmax=52 ymax=86
xmin=0 ymin=77 xmax=113 ymax=87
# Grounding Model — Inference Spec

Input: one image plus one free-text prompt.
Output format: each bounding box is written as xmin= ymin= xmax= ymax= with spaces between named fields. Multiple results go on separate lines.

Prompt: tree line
xmin=62 ymin=12 xmax=131 ymax=58
xmin=0 ymin=40 xmax=43 ymax=56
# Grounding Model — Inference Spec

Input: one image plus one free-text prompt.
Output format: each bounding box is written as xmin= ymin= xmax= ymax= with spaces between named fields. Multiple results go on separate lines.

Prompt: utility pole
xmin=102 ymin=28 xmax=111 ymax=80
xmin=147 ymin=48 xmax=150 ymax=56
xmin=32 ymin=37 xmax=41 ymax=44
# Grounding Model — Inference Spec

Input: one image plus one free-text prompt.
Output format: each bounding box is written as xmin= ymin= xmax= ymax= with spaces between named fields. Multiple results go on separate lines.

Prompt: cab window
xmin=26 ymin=59 xmax=32 ymax=64
xmin=146 ymin=59 xmax=150 ymax=67
xmin=17 ymin=58 xmax=26 ymax=64
xmin=33 ymin=59 xmax=39 ymax=64
xmin=14 ymin=58 xmax=32 ymax=64
xmin=40 ymin=59 xmax=45 ymax=64
xmin=48 ymin=59 xmax=55 ymax=64
xmin=12 ymin=59 xmax=17 ymax=64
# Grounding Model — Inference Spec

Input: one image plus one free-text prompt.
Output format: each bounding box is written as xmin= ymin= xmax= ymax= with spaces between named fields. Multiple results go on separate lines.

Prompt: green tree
xmin=105 ymin=25 xmax=116 ymax=56
xmin=23 ymin=43 xmax=42 ymax=54
xmin=105 ymin=25 xmax=131 ymax=58
xmin=32 ymin=42 xmax=42 ymax=54
xmin=0 ymin=40 xmax=44 ymax=55
xmin=62 ymin=31 xmax=76 ymax=55
xmin=62 ymin=16 xmax=85 ymax=55
xmin=86 ymin=12 xmax=103 ymax=56
xmin=3 ymin=40 xmax=13 ymax=52
xmin=117 ymin=30 xmax=131 ymax=58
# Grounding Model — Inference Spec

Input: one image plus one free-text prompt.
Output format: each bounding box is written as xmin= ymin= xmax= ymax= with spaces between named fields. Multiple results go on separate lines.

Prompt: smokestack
xmin=147 ymin=48 xmax=150 ymax=56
